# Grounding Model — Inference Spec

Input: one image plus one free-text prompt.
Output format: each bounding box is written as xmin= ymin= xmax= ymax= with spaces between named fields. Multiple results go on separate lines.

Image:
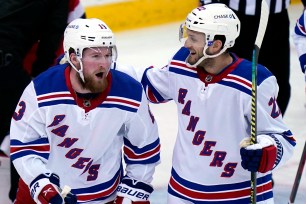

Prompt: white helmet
xmin=63 ymin=18 xmax=117 ymax=82
xmin=180 ymin=3 xmax=241 ymax=66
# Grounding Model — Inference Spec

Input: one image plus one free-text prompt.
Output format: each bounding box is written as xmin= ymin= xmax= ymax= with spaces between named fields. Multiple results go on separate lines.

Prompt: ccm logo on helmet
xmin=214 ymin=14 xmax=236 ymax=19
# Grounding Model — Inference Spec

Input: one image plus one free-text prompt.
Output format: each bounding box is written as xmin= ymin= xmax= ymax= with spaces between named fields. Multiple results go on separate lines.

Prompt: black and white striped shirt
xmin=200 ymin=0 xmax=291 ymax=15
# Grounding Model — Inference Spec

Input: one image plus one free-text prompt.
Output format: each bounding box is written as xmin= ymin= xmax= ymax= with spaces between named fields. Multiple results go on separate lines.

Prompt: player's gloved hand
xmin=30 ymin=173 xmax=76 ymax=204
xmin=299 ymin=53 xmax=306 ymax=73
xmin=63 ymin=191 xmax=77 ymax=204
xmin=114 ymin=176 xmax=153 ymax=204
xmin=240 ymin=135 xmax=277 ymax=173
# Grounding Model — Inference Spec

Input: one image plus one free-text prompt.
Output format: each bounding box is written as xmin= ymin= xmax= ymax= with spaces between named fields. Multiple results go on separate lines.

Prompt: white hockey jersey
xmin=10 ymin=63 xmax=160 ymax=203
xmin=292 ymin=10 xmax=306 ymax=107
xmin=292 ymin=9 xmax=306 ymax=73
xmin=141 ymin=47 xmax=296 ymax=203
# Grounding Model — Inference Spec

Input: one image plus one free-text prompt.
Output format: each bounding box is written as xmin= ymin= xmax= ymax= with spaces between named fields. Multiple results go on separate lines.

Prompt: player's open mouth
xmin=96 ymin=72 xmax=103 ymax=78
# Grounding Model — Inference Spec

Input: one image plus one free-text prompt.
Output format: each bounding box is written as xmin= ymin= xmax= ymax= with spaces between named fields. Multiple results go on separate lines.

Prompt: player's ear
xmin=70 ymin=53 xmax=79 ymax=66
xmin=209 ymin=40 xmax=223 ymax=54
xmin=212 ymin=40 xmax=223 ymax=49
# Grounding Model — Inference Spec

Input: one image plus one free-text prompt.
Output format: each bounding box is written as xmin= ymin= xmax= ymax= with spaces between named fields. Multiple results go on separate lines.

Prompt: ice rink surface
xmin=116 ymin=3 xmax=306 ymax=204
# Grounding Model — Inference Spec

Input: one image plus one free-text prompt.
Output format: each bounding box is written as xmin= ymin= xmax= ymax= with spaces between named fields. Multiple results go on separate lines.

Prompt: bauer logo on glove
xmin=115 ymin=176 xmax=153 ymax=204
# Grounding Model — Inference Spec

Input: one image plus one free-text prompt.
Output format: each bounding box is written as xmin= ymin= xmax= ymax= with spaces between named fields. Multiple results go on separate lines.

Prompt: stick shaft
xmin=288 ymin=141 xmax=306 ymax=203
xmin=250 ymin=1 xmax=269 ymax=203
xmin=61 ymin=185 xmax=71 ymax=198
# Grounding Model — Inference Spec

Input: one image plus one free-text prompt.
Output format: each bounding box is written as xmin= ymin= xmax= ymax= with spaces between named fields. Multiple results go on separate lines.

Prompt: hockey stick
xmin=61 ymin=185 xmax=72 ymax=198
xmin=250 ymin=0 xmax=269 ymax=203
xmin=288 ymin=141 xmax=306 ymax=204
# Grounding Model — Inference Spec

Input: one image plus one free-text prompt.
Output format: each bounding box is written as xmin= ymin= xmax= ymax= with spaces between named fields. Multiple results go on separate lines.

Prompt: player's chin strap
xmin=67 ymin=56 xmax=85 ymax=83
xmin=186 ymin=42 xmax=228 ymax=68
xmin=75 ymin=57 xmax=85 ymax=82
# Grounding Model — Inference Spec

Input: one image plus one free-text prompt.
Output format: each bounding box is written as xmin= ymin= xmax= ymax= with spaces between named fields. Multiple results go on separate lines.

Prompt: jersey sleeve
xmin=141 ymin=65 xmax=173 ymax=103
xmin=245 ymin=73 xmax=295 ymax=170
xmin=10 ymin=82 xmax=51 ymax=185
xmin=141 ymin=47 xmax=188 ymax=103
xmin=292 ymin=10 xmax=306 ymax=73
xmin=115 ymin=61 xmax=173 ymax=103
xmin=123 ymin=92 xmax=160 ymax=183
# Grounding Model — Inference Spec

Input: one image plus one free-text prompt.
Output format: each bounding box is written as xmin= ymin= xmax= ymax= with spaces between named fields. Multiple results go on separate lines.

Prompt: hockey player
xmin=140 ymin=4 xmax=295 ymax=203
xmin=10 ymin=18 xmax=160 ymax=204
xmin=292 ymin=8 xmax=306 ymax=108
xmin=6 ymin=1 xmax=88 ymax=202
xmin=199 ymin=0 xmax=293 ymax=116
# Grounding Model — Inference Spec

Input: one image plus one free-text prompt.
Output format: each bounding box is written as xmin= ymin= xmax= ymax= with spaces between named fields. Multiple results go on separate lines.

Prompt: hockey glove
xmin=62 ymin=188 xmax=77 ymax=204
xmin=29 ymin=173 xmax=77 ymax=204
xmin=299 ymin=53 xmax=306 ymax=73
xmin=240 ymin=135 xmax=277 ymax=173
xmin=114 ymin=176 xmax=153 ymax=204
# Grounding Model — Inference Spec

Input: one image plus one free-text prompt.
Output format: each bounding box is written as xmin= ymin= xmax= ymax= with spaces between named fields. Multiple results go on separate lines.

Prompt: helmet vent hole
xmin=88 ymin=37 xmax=95 ymax=41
